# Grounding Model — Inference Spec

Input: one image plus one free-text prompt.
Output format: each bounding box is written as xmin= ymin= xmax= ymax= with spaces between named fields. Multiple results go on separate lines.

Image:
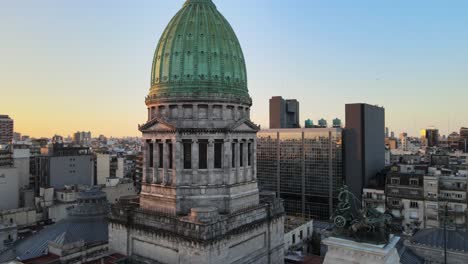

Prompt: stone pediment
xmin=229 ymin=119 xmax=260 ymax=132
xmin=139 ymin=118 xmax=176 ymax=132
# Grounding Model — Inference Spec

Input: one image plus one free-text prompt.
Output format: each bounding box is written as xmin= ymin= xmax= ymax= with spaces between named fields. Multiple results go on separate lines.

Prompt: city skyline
xmin=2 ymin=0 xmax=468 ymax=137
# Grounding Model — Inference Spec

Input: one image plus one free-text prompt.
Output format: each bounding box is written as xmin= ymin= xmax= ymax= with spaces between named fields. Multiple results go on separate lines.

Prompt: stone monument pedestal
xmin=323 ymin=236 xmax=400 ymax=264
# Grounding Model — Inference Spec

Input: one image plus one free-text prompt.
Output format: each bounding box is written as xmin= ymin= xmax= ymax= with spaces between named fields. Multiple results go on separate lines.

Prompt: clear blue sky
xmin=1 ymin=0 xmax=467 ymax=137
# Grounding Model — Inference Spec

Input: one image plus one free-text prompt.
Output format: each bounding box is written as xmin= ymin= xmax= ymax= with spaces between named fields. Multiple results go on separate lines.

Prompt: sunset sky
xmin=2 ymin=0 xmax=468 ymax=138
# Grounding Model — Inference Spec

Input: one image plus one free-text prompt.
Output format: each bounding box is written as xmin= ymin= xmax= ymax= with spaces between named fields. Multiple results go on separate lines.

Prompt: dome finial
xmin=184 ymin=0 xmax=215 ymax=6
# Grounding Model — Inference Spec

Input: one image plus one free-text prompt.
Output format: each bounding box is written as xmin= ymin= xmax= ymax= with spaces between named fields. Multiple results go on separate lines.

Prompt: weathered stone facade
xmin=108 ymin=0 xmax=285 ymax=263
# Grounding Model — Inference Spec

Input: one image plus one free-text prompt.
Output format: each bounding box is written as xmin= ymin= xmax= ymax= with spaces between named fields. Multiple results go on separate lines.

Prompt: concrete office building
xmin=344 ymin=103 xmax=385 ymax=200
xmin=108 ymin=1 xmax=285 ymax=263
xmin=30 ymin=145 xmax=94 ymax=191
xmin=96 ymin=154 xmax=125 ymax=185
xmin=0 ymin=167 xmax=19 ymax=210
xmin=0 ymin=115 xmax=13 ymax=145
xmin=257 ymin=128 xmax=343 ymax=219
xmin=270 ymin=96 xmax=300 ymax=128
xmin=13 ymin=146 xmax=31 ymax=190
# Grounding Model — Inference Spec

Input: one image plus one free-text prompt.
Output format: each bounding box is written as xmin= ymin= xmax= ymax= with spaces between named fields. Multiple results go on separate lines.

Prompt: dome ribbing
xmin=148 ymin=0 xmax=250 ymax=104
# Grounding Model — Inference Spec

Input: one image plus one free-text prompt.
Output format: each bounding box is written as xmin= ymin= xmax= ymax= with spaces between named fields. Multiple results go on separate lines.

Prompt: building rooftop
xmin=410 ymin=228 xmax=468 ymax=252
xmin=0 ymin=189 xmax=109 ymax=263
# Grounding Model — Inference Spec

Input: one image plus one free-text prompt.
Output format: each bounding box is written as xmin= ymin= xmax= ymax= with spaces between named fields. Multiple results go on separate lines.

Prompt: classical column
xmin=242 ymin=139 xmax=248 ymax=183
xmin=207 ymin=139 xmax=215 ymax=185
xmin=162 ymin=141 xmax=169 ymax=185
xmin=252 ymin=138 xmax=257 ymax=180
xmin=223 ymin=138 xmax=231 ymax=185
xmin=192 ymin=140 xmax=199 ymax=185
xmin=235 ymin=139 xmax=241 ymax=184
xmin=143 ymin=140 xmax=150 ymax=184
xmin=173 ymin=139 xmax=181 ymax=186
xmin=193 ymin=104 xmax=199 ymax=121
xmin=154 ymin=141 xmax=161 ymax=184
xmin=208 ymin=104 xmax=213 ymax=121
xmin=152 ymin=139 xmax=159 ymax=184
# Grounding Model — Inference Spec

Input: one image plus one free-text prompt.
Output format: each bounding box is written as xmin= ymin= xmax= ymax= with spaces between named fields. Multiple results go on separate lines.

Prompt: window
xmin=231 ymin=142 xmax=236 ymax=168
xmin=299 ymin=230 xmax=303 ymax=240
xmin=168 ymin=142 xmax=173 ymax=169
xmin=183 ymin=141 xmax=192 ymax=169
xmin=391 ymin=189 xmax=399 ymax=195
xmin=377 ymin=194 xmax=383 ymax=200
xmin=248 ymin=142 xmax=252 ymax=166
xmin=240 ymin=143 xmax=244 ymax=167
xmin=410 ymin=201 xmax=419 ymax=208
xmin=391 ymin=178 xmax=400 ymax=185
xmin=307 ymin=227 xmax=310 ymax=237
xmin=455 ymin=194 xmax=463 ymax=199
xmin=410 ymin=179 xmax=418 ymax=186
xmin=214 ymin=141 xmax=223 ymax=169
xmin=409 ymin=211 xmax=419 ymax=220
xmin=148 ymin=142 xmax=154 ymax=168
xmin=158 ymin=143 xmax=163 ymax=168
xmin=292 ymin=234 xmax=296 ymax=244
xmin=199 ymin=140 xmax=208 ymax=169
xmin=392 ymin=200 xmax=400 ymax=206
xmin=366 ymin=192 xmax=373 ymax=199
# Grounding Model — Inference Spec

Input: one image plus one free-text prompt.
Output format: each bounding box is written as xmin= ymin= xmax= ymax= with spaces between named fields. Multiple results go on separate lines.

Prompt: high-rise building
xmin=108 ymin=1 xmax=284 ymax=263
xmin=460 ymin=127 xmax=468 ymax=152
xmin=73 ymin=131 xmax=92 ymax=146
xmin=0 ymin=115 xmax=13 ymax=145
xmin=269 ymin=96 xmax=300 ymax=128
xmin=423 ymin=127 xmax=439 ymax=147
xmin=30 ymin=144 xmax=94 ymax=192
xmin=257 ymin=128 xmax=343 ymax=220
xmin=385 ymin=127 xmax=389 ymax=138
xmin=344 ymin=103 xmax=385 ymax=200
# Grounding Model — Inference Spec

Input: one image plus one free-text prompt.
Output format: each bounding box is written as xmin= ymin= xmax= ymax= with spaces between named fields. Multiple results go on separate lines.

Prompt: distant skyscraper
xmin=257 ymin=128 xmax=343 ymax=220
xmin=0 ymin=115 xmax=13 ymax=145
xmin=391 ymin=131 xmax=395 ymax=138
xmin=333 ymin=118 xmax=342 ymax=128
xmin=73 ymin=131 xmax=92 ymax=146
xmin=318 ymin=118 xmax=328 ymax=128
xmin=421 ymin=127 xmax=439 ymax=147
xmin=344 ymin=103 xmax=385 ymax=200
xmin=305 ymin=119 xmax=314 ymax=128
xmin=460 ymin=127 xmax=468 ymax=152
xmin=269 ymin=96 xmax=300 ymax=128
xmin=385 ymin=127 xmax=389 ymax=138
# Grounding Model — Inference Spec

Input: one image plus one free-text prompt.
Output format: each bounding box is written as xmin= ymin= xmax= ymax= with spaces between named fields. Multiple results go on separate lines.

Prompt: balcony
xmin=363 ymin=197 xmax=385 ymax=203
xmin=439 ymin=197 xmax=467 ymax=203
xmin=440 ymin=185 xmax=467 ymax=192
xmin=440 ymin=209 xmax=467 ymax=216
xmin=387 ymin=204 xmax=403 ymax=210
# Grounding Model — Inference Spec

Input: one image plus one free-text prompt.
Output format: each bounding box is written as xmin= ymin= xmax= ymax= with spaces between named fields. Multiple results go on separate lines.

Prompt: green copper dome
xmin=148 ymin=0 xmax=250 ymax=104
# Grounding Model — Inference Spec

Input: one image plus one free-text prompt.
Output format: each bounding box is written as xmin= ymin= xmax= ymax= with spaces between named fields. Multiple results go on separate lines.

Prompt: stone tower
xmin=108 ymin=1 xmax=285 ymax=263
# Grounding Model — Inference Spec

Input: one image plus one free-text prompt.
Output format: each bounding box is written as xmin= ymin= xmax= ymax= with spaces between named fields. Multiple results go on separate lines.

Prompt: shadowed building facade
xmin=269 ymin=97 xmax=300 ymax=129
xmin=344 ymin=103 xmax=385 ymax=201
xmin=108 ymin=1 xmax=284 ymax=263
